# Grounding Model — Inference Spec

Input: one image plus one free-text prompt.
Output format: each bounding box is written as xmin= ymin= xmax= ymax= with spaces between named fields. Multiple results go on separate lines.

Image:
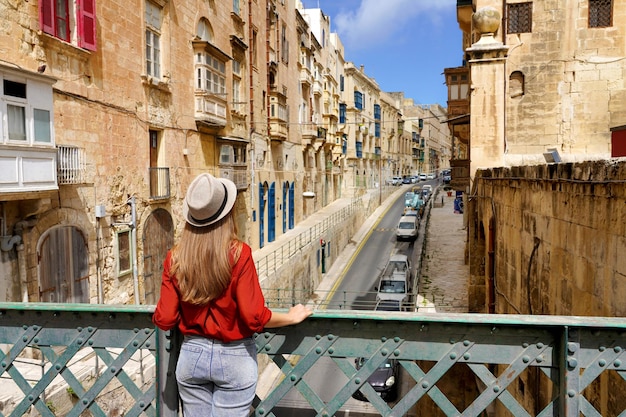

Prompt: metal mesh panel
xmin=589 ymin=0 xmax=612 ymax=27
xmin=507 ymin=2 xmax=532 ymax=34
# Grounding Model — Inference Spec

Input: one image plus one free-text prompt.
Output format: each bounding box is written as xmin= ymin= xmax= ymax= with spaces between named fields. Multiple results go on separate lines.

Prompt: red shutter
xmin=77 ymin=0 xmax=97 ymax=51
xmin=39 ymin=0 xmax=55 ymax=34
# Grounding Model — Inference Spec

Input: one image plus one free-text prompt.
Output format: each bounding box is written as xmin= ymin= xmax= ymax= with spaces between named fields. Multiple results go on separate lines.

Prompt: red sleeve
xmin=152 ymin=251 xmax=181 ymax=330
xmin=233 ymin=244 xmax=272 ymax=332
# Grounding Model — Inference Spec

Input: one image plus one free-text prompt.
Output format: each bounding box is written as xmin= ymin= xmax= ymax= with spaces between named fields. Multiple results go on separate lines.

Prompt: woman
xmin=153 ymin=173 xmax=312 ymax=416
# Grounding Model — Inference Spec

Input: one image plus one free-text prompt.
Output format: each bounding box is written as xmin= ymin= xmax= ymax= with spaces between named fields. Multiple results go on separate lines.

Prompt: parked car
xmin=422 ymin=184 xmax=432 ymax=201
xmin=396 ymin=215 xmax=418 ymax=241
xmin=402 ymin=176 xmax=411 ymax=184
xmin=374 ymin=299 xmax=402 ymax=311
xmin=419 ymin=173 xmax=427 ymax=181
xmin=352 ymin=357 xmax=400 ymax=402
xmin=427 ymin=173 xmax=436 ymax=179
xmin=443 ymin=173 xmax=451 ymax=184
xmin=392 ymin=176 xmax=402 ymax=186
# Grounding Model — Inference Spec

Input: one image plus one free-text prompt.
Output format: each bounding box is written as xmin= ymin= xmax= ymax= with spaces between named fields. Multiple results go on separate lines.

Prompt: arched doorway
xmin=142 ymin=208 xmax=174 ymax=304
xmin=38 ymin=226 xmax=89 ymax=303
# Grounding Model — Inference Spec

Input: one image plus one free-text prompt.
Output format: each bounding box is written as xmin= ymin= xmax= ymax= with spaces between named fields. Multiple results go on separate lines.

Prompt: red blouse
xmin=152 ymin=243 xmax=272 ymax=342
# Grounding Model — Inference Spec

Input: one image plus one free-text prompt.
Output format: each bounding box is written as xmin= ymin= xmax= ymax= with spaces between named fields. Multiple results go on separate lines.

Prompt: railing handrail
xmin=0 ymin=302 xmax=624 ymax=417
xmin=1 ymin=302 xmax=622 ymax=329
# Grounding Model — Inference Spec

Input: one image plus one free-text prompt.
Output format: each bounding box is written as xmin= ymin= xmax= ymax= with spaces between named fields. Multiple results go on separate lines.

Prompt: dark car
xmin=352 ymin=357 xmax=400 ymax=402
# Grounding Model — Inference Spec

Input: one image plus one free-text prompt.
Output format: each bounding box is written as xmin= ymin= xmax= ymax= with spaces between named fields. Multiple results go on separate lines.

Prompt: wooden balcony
xmin=449 ymin=158 xmax=470 ymax=190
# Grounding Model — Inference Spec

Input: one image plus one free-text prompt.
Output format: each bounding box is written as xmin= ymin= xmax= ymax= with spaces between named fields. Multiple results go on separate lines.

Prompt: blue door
xmin=289 ymin=182 xmax=295 ymax=229
xmin=282 ymin=181 xmax=287 ymax=233
xmin=268 ymin=183 xmax=276 ymax=242
xmin=259 ymin=183 xmax=265 ymax=248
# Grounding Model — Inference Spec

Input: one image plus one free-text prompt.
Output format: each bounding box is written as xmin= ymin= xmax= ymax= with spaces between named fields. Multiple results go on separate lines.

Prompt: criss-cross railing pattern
xmin=254 ymin=312 xmax=626 ymax=417
xmin=0 ymin=304 xmax=624 ymax=417
xmin=0 ymin=303 xmax=158 ymax=417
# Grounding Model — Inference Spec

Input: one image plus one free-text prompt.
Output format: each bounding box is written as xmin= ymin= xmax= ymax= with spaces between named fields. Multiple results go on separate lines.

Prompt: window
xmin=232 ymin=59 xmax=242 ymax=112
xmin=589 ymin=0 xmax=612 ymax=27
xmin=340 ymin=75 xmax=344 ymax=91
xmin=339 ymin=103 xmax=346 ymax=124
xmin=39 ymin=0 xmax=96 ymax=50
xmin=117 ymin=229 xmax=132 ymax=277
xmin=145 ymin=1 xmax=162 ymax=78
xmin=509 ymin=71 xmax=525 ymax=98
xmin=219 ymin=143 xmax=246 ymax=165
xmin=356 ymin=141 xmax=363 ymax=158
xmin=196 ymin=52 xmax=226 ymax=95
xmin=1 ymin=78 xmax=53 ymax=145
xmin=281 ymin=23 xmax=289 ymax=63
xmin=507 ymin=2 xmax=532 ymax=34
xmin=197 ymin=18 xmax=213 ymax=42
xmin=251 ymin=29 xmax=258 ymax=67
xmin=374 ymin=104 xmax=381 ymax=120
xmin=233 ymin=0 xmax=240 ymax=15
xmin=354 ymin=91 xmax=363 ymax=110
xmin=375 ymin=122 xmax=380 ymax=138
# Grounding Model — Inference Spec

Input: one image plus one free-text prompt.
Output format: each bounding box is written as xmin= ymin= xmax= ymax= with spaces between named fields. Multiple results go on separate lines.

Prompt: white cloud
xmin=333 ymin=0 xmax=456 ymax=50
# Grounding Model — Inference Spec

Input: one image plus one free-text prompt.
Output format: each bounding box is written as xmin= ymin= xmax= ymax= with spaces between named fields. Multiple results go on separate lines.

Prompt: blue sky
xmin=301 ymin=0 xmax=461 ymax=107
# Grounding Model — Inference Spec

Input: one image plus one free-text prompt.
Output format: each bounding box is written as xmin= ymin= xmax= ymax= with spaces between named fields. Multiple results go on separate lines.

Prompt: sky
xmin=300 ymin=0 xmax=462 ymax=107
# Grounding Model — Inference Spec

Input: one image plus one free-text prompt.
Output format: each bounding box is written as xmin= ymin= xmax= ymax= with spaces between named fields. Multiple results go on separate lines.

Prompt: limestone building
xmin=446 ymin=0 xmax=626 ymax=186
xmin=2 ymin=0 xmax=444 ymax=304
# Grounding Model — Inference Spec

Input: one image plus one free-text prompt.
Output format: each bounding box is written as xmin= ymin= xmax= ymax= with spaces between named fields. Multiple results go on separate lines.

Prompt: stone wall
xmin=468 ymin=159 xmax=626 ymax=317
xmin=468 ymin=159 xmax=626 ymax=415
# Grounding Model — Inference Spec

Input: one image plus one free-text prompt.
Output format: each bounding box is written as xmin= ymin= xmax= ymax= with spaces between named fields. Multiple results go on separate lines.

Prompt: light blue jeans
xmin=176 ymin=335 xmax=258 ymax=417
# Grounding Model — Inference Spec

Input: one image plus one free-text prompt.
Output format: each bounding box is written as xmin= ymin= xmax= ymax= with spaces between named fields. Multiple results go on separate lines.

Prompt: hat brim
xmin=183 ymin=178 xmax=237 ymax=227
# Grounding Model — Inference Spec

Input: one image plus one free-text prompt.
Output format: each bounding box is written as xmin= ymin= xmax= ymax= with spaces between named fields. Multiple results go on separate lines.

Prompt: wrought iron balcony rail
xmin=0 ymin=303 xmax=623 ymax=417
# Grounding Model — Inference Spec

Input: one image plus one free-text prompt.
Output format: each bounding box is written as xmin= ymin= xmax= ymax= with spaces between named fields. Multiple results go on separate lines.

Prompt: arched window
xmin=509 ymin=71 xmax=525 ymax=98
xmin=196 ymin=18 xmax=213 ymax=42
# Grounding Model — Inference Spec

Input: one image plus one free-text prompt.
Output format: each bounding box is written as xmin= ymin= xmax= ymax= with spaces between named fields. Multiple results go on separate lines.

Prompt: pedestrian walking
xmin=153 ymin=173 xmax=312 ymax=416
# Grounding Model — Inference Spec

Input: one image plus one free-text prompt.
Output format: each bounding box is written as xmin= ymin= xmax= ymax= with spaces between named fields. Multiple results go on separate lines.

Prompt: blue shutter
xmin=268 ymin=183 xmax=276 ymax=242
xmin=259 ymin=184 xmax=265 ymax=248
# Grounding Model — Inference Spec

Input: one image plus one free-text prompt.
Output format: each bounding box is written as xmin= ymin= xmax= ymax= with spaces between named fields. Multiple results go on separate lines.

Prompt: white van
xmin=396 ymin=215 xmax=418 ymax=241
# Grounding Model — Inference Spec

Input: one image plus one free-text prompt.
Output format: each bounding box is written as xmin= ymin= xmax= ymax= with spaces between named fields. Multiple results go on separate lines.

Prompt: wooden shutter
xmin=77 ymin=0 xmax=97 ymax=50
xmin=39 ymin=0 xmax=55 ymax=35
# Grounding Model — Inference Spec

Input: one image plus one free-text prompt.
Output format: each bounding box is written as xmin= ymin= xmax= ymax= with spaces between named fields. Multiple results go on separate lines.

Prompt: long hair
xmin=171 ymin=211 xmax=242 ymax=305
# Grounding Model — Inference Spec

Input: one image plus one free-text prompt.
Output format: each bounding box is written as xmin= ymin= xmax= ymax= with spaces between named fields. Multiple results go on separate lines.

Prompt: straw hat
xmin=183 ymin=173 xmax=237 ymax=227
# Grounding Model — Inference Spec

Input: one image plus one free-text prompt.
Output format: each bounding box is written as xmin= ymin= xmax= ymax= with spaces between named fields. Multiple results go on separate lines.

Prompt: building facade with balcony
xmin=0 ymin=0 xmax=275 ymax=304
xmin=0 ymin=0 xmax=437 ymax=305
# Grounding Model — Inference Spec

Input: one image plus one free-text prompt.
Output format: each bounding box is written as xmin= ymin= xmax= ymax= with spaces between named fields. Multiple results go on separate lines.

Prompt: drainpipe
xmin=129 ymin=197 xmax=140 ymax=305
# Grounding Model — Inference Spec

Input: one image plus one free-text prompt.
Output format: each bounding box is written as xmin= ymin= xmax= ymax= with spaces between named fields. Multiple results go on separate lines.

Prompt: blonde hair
xmin=171 ymin=211 xmax=242 ymax=305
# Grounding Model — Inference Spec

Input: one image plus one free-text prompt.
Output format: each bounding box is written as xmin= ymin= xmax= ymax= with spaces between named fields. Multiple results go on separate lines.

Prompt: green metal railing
xmin=0 ymin=302 xmax=624 ymax=416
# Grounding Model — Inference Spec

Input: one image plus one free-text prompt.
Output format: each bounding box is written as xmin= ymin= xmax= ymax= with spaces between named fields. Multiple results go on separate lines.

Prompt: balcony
xmin=0 ymin=145 xmax=57 ymax=199
xmin=57 ymin=145 xmax=87 ymax=185
xmin=299 ymin=67 xmax=312 ymax=86
xmin=313 ymin=79 xmax=323 ymax=96
xmin=444 ymin=66 xmax=470 ymax=118
xmin=0 ymin=302 xmax=623 ymax=417
xmin=195 ymin=93 xmax=227 ymax=130
xmin=269 ymin=94 xmax=288 ymax=141
xmin=149 ymin=167 xmax=170 ymax=199
xmin=450 ymin=158 xmax=470 ymax=190
xmin=219 ymin=166 xmax=248 ymax=190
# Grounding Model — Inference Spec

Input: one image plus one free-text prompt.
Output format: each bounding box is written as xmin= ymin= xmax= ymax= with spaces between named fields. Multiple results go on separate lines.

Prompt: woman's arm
xmin=265 ymin=304 xmax=313 ymax=328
